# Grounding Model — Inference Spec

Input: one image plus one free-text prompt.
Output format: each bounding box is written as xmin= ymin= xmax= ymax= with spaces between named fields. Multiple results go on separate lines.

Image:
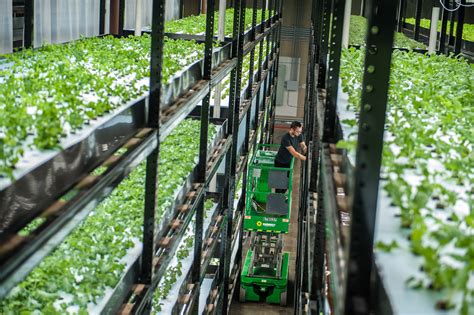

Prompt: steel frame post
xmin=454 ymin=0 xmax=465 ymax=55
xmin=312 ymin=0 xmax=323 ymax=65
xmin=256 ymin=0 xmax=265 ymax=115
xmin=217 ymin=0 xmax=240 ymax=291
xmin=397 ymin=0 xmax=405 ymax=32
xmin=439 ymin=0 xmax=450 ymax=54
xmin=251 ymin=0 xmax=259 ymax=132
xmin=317 ymin=0 xmax=331 ymax=89
xmin=448 ymin=4 xmax=456 ymax=46
xmin=312 ymin=165 xmax=326 ymax=312
xmin=243 ymin=0 xmax=258 ymax=154
xmin=218 ymin=1 xmax=245 ymax=312
xmin=269 ymin=0 xmax=274 ymax=25
xmin=322 ymin=0 xmax=346 ymax=143
xmin=310 ymin=1 xmax=321 ymax=191
xmin=141 ymin=0 xmax=166 ymax=286
xmin=119 ymin=0 xmax=125 ymax=36
xmin=24 ymin=0 xmax=33 ymax=48
xmin=344 ymin=0 xmax=397 ymax=313
xmin=262 ymin=33 xmax=270 ymax=141
xmin=99 ymin=0 xmax=106 ymax=34
xmin=270 ymin=3 xmax=281 ymax=141
xmin=194 ymin=0 xmax=216 ymax=302
xmin=414 ymin=0 xmax=423 ymax=41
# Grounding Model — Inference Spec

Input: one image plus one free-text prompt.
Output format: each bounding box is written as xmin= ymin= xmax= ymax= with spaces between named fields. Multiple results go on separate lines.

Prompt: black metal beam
xmin=454 ymin=0 xmax=465 ymax=55
xmin=344 ymin=0 xmax=397 ymax=313
xmin=439 ymin=0 xmax=449 ymax=54
xmin=317 ymin=0 xmax=331 ymax=89
xmin=194 ymin=1 xmax=216 ymax=306
xmin=141 ymin=0 xmax=166 ymax=287
xmin=312 ymin=166 xmax=326 ymax=313
xmin=119 ymin=0 xmax=125 ymax=36
xmin=216 ymin=1 xmax=245 ymax=313
xmin=99 ymin=0 xmax=106 ymax=34
xmin=448 ymin=4 xmax=456 ymax=46
xmin=414 ymin=0 xmax=423 ymax=41
xmin=24 ymin=0 xmax=33 ymax=48
xmin=397 ymin=0 xmax=405 ymax=32
xmin=322 ymin=0 xmax=346 ymax=143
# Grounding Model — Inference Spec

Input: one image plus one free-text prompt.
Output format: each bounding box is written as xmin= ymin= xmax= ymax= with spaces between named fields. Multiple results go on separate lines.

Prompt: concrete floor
xmin=229 ymin=127 xmax=300 ymax=315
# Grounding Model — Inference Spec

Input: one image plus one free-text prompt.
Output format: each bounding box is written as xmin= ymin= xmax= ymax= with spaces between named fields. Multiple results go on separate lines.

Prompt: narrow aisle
xmin=229 ymin=127 xmax=300 ymax=315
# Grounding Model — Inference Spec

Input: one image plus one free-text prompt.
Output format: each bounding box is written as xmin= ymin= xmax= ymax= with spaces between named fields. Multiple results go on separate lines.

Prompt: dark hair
xmin=290 ymin=121 xmax=302 ymax=129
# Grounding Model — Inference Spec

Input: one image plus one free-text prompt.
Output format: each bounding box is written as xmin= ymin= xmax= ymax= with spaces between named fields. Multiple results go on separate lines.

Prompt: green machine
xmin=240 ymin=144 xmax=294 ymax=306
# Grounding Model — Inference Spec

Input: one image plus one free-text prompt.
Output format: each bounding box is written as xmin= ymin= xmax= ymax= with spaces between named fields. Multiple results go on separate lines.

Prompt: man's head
xmin=289 ymin=121 xmax=303 ymax=137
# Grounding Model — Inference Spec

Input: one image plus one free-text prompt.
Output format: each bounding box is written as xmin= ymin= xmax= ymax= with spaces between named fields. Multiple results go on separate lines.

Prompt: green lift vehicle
xmin=240 ymin=144 xmax=294 ymax=306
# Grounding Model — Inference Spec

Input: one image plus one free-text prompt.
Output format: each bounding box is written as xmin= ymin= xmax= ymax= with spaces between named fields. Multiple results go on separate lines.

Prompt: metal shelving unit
xmin=397 ymin=0 xmax=474 ymax=57
xmin=297 ymin=0 xmax=473 ymax=314
xmin=296 ymin=0 xmax=399 ymax=314
xmin=0 ymin=0 xmax=282 ymax=314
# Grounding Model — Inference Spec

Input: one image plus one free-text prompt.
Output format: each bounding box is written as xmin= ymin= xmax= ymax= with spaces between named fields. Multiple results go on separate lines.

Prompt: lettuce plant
xmin=165 ymin=8 xmax=265 ymax=37
xmin=349 ymin=15 xmax=426 ymax=49
xmin=0 ymin=119 xmax=216 ymax=314
xmin=151 ymin=199 xmax=215 ymax=313
xmin=339 ymin=47 xmax=473 ymax=313
xmin=405 ymin=18 xmax=474 ymax=42
xmin=0 ymin=35 xmax=204 ymax=178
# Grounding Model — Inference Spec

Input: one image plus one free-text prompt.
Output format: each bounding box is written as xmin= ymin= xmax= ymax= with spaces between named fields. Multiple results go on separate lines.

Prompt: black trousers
xmin=274 ymin=160 xmax=290 ymax=193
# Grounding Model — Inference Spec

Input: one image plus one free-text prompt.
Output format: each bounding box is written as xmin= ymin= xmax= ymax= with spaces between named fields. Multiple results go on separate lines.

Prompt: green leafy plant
xmin=0 ymin=119 xmax=216 ymax=313
xmin=339 ymin=47 xmax=473 ymax=313
xmin=0 ymin=35 xmax=204 ymax=178
xmin=349 ymin=15 xmax=426 ymax=49
xmin=152 ymin=198 xmax=216 ymax=313
xmin=165 ymin=8 xmax=265 ymax=37
xmin=405 ymin=18 xmax=474 ymax=42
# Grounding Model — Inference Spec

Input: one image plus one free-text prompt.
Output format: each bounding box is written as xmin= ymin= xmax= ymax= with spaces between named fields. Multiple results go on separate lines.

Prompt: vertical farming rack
xmin=295 ymin=0 xmax=471 ymax=314
xmin=397 ymin=0 xmax=474 ymax=57
xmin=0 ymin=0 xmax=282 ymax=314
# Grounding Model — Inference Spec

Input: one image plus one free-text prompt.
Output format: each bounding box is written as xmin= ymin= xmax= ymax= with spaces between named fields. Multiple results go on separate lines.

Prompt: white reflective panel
xmin=0 ymin=0 xmax=13 ymax=54
xmin=124 ymin=0 xmax=179 ymax=30
xmin=34 ymin=0 xmax=100 ymax=47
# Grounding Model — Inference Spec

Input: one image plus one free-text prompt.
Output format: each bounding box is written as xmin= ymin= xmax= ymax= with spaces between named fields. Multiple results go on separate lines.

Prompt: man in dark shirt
xmin=274 ymin=121 xmax=307 ymax=192
xmin=275 ymin=121 xmax=307 ymax=167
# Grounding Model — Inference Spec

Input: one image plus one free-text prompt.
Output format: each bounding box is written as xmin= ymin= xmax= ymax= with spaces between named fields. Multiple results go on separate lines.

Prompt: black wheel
xmin=240 ymin=287 xmax=246 ymax=302
xmin=280 ymin=291 xmax=287 ymax=306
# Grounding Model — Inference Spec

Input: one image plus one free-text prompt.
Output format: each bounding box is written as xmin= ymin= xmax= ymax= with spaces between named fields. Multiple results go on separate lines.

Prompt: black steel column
xmin=141 ymin=0 xmax=166 ymax=286
xmin=271 ymin=0 xmax=282 ymax=142
xmin=344 ymin=0 xmax=397 ymax=313
xmin=454 ymin=0 xmax=465 ymax=55
xmin=313 ymin=0 xmax=324 ymax=61
xmin=317 ymin=0 xmax=331 ymax=89
xmin=99 ymin=0 xmax=106 ymax=34
xmin=193 ymin=0 xmax=215 ymax=302
xmin=397 ymin=0 xmax=405 ymax=32
xmin=257 ymin=0 xmax=265 ymax=112
xmin=24 ymin=0 xmax=34 ymax=48
xmin=218 ymin=0 xmax=245 ymax=312
xmin=243 ymin=0 xmax=258 ymax=151
xmin=448 ymin=4 xmax=456 ymax=46
xmin=414 ymin=0 xmax=423 ymax=41
xmin=260 ymin=0 xmax=266 ymax=32
xmin=251 ymin=0 xmax=259 ymax=132
xmin=312 ymin=165 xmax=326 ymax=312
xmin=439 ymin=0 xmax=450 ymax=54
xmin=269 ymin=0 xmax=274 ymax=24
xmin=119 ymin=0 xmax=125 ymax=36
xmin=322 ymin=0 xmax=346 ymax=143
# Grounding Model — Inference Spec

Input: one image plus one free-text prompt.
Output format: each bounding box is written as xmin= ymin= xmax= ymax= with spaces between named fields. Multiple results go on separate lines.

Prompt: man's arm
xmin=287 ymin=146 xmax=306 ymax=161
xmin=299 ymin=141 xmax=307 ymax=154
